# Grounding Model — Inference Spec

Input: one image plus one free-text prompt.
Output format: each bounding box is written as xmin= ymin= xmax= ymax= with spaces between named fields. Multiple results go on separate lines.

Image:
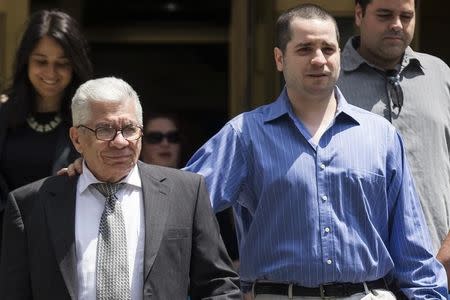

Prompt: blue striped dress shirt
xmin=184 ymin=87 xmax=448 ymax=298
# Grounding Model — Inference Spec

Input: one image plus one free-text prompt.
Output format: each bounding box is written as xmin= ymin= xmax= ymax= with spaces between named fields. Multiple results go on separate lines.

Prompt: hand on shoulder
xmin=56 ymin=157 xmax=83 ymax=176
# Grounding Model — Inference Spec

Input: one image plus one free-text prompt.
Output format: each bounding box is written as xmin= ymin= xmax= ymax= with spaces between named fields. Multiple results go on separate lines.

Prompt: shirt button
xmin=320 ymin=163 xmax=326 ymax=170
xmin=321 ymin=195 xmax=328 ymax=201
xmin=326 ymin=259 xmax=332 ymax=265
xmin=324 ymin=227 xmax=330 ymax=233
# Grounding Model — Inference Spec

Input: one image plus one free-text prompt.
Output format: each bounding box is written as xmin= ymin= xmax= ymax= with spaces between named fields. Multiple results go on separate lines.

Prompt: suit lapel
xmin=138 ymin=162 xmax=170 ymax=281
xmin=41 ymin=164 xmax=171 ymax=293
xmin=43 ymin=175 xmax=79 ymax=299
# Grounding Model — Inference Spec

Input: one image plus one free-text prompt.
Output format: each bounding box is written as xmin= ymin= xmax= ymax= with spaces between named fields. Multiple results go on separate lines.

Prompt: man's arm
xmin=0 ymin=193 xmax=32 ymax=299
xmin=184 ymin=123 xmax=248 ymax=213
xmin=436 ymin=55 xmax=450 ymax=289
xmin=387 ymin=132 xmax=448 ymax=298
xmin=189 ymin=176 xmax=241 ymax=299
xmin=436 ymin=232 xmax=450 ymax=288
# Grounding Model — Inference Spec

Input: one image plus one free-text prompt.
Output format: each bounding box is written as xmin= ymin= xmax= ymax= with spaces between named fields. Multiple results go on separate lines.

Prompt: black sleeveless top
xmin=0 ymin=112 xmax=76 ymax=191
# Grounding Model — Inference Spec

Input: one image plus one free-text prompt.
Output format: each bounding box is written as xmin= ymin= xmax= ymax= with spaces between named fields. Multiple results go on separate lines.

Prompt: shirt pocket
xmin=346 ymin=168 xmax=385 ymax=184
xmin=346 ymin=168 xmax=386 ymax=201
xmin=345 ymin=168 xmax=387 ymax=215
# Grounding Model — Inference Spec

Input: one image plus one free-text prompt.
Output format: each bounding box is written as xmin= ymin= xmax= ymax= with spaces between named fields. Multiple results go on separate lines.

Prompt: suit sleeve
xmin=189 ymin=176 xmax=241 ymax=299
xmin=0 ymin=192 xmax=32 ymax=299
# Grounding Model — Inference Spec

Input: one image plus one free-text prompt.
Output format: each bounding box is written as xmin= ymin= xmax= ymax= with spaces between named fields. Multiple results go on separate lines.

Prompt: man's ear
xmin=355 ymin=4 xmax=363 ymax=27
xmin=274 ymin=47 xmax=284 ymax=72
xmin=69 ymin=127 xmax=83 ymax=154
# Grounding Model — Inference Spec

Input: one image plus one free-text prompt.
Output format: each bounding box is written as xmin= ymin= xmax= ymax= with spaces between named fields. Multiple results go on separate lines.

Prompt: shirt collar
xmin=264 ymin=86 xmax=360 ymax=126
xmin=341 ymin=36 xmax=422 ymax=72
xmin=401 ymin=46 xmax=423 ymax=70
xmin=335 ymin=87 xmax=362 ymax=125
xmin=262 ymin=87 xmax=292 ymax=123
xmin=78 ymin=161 xmax=142 ymax=195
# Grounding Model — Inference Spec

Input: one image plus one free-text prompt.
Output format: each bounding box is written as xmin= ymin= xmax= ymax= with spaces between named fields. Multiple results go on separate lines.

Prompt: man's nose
xmin=390 ymin=16 xmax=403 ymax=32
xmin=110 ymin=131 xmax=129 ymax=147
xmin=311 ymin=49 xmax=327 ymax=65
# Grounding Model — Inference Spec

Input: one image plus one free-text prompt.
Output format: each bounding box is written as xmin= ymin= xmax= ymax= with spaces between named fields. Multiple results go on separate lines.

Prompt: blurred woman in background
xmin=141 ymin=112 xmax=183 ymax=168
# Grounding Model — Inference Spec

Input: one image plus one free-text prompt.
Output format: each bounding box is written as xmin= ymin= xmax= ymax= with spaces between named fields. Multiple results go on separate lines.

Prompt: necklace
xmin=26 ymin=114 xmax=62 ymax=133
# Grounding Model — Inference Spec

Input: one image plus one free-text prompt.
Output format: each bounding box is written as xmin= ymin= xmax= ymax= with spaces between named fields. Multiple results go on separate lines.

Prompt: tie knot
xmin=92 ymin=182 xmax=125 ymax=199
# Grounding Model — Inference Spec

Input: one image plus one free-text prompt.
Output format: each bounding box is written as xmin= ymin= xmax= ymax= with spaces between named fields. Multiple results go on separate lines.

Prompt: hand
xmin=56 ymin=157 xmax=84 ymax=176
xmin=436 ymin=231 xmax=450 ymax=290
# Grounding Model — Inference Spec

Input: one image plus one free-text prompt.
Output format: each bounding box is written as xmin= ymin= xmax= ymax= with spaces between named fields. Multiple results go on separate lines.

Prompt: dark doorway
xmin=90 ymin=43 xmax=229 ymax=164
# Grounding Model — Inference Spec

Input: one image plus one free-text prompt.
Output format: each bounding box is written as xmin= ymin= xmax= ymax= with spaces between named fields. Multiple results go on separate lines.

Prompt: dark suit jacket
xmin=0 ymin=161 xmax=240 ymax=299
xmin=0 ymin=104 xmax=78 ymax=253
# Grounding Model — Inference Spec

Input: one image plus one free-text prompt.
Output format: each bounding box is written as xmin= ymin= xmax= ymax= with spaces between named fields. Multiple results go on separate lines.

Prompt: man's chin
xmin=101 ymin=158 xmax=136 ymax=172
xmin=305 ymin=83 xmax=335 ymax=96
xmin=380 ymin=45 xmax=406 ymax=59
xmin=88 ymin=164 xmax=132 ymax=183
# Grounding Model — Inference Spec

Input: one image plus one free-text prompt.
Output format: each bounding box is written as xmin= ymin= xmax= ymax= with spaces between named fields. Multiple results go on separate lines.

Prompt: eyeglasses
xmin=386 ymin=70 xmax=404 ymax=113
xmin=78 ymin=124 xmax=143 ymax=141
xmin=143 ymin=131 xmax=181 ymax=144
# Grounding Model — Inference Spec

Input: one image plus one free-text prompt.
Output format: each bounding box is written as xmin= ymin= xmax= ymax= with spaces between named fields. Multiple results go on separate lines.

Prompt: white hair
xmin=71 ymin=76 xmax=143 ymax=126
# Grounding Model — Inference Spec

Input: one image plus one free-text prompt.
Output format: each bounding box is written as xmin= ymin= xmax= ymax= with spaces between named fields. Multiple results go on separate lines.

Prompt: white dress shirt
xmin=75 ymin=163 xmax=145 ymax=300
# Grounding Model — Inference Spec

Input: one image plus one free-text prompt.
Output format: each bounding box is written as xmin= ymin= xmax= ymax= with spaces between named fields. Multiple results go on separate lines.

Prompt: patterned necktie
xmin=92 ymin=182 xmax=131 ymax=300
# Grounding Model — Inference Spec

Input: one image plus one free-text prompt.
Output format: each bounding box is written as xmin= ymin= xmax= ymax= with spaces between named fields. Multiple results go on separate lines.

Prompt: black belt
xmin=254 ymin=278 xmax=387 ymax=297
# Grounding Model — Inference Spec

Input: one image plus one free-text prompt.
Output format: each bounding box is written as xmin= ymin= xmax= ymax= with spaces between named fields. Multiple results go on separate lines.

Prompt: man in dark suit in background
xmin=0 ymin=76 xmax=240 ymax=299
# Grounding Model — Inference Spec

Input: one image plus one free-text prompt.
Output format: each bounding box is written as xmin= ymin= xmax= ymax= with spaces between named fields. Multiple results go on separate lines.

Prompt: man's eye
xmin=322 ymin=48 xmax=335 ymax=55
xmin=297 ymin=48 xmax=311 ymax=53
xmin=377 ymin=14 xmax=392 ymax=19
xmin=401 ymin=14 xmax=413 ymax=21
xmin=96 ymin=127 xmax=114 ymax=134
xmin=123 ymin=126 xmax=138 ymax=135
